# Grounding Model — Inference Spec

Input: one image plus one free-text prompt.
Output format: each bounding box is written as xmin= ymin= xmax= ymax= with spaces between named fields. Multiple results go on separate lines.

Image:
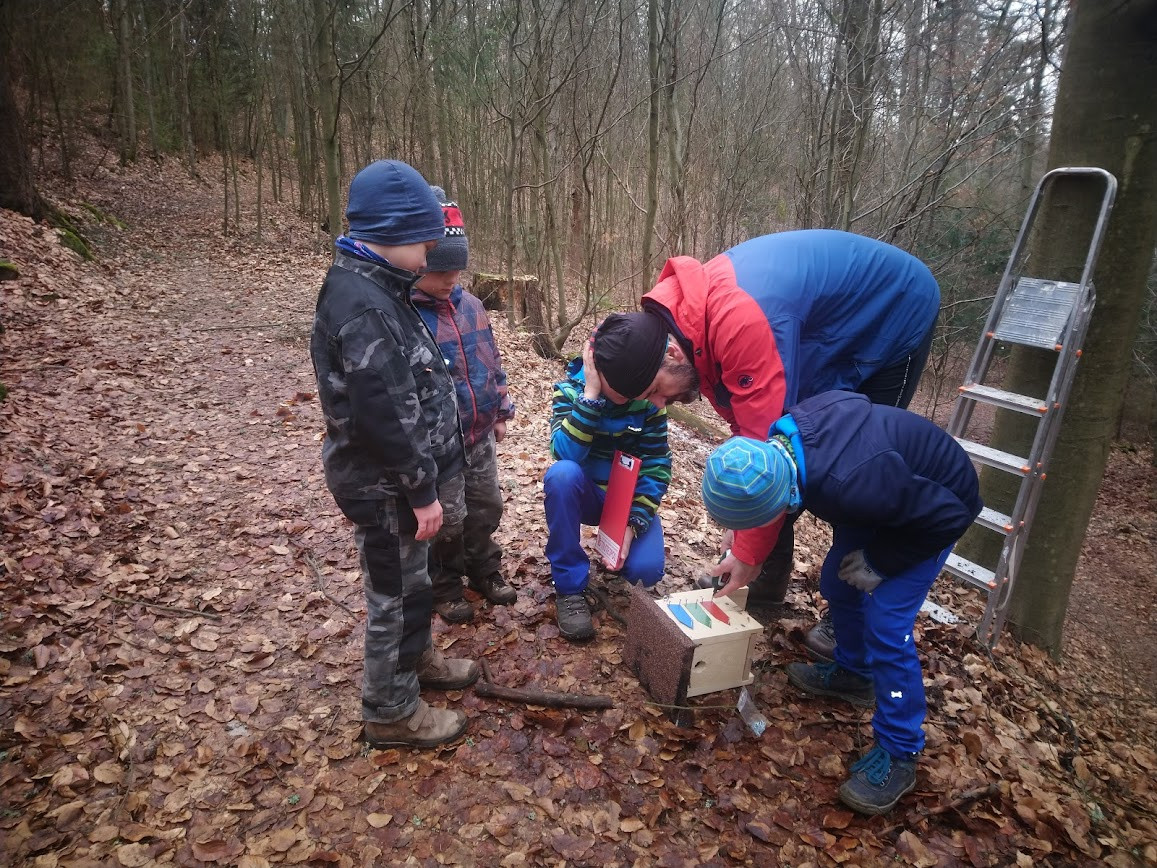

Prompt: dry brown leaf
xmin=896 ymin=830 xmax=939 ymax=867
xmin=115 ymin=843 xmax=153 ymax=867
xmin=367 ymin=813 xmax=393 ymax=828
xmin=92 ymin=761 xmax=124 ymax=784
xmin=268 ymin=828 xmax=298 ymax=852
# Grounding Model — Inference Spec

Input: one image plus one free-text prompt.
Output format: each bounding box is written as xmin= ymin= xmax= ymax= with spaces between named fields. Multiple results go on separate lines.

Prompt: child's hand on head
xmin=582 ymin=338 xmax=602 ymax=400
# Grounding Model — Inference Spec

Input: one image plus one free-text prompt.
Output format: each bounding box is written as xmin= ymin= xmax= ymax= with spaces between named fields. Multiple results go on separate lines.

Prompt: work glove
xmin=838 ymin=549 xmax=884 ymax=593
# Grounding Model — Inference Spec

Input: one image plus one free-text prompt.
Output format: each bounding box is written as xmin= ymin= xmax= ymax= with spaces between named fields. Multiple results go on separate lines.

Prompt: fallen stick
xmin=587 ymin=586 xmax=628 ymax=625
xmin=476 ymin=660 xmax=612 ymax=710
xmin=194 ymin=323 xmax=288 ymax=332
xmin=881 ymin=782 xmax=1001 ymax=836
xmin=102 ymin=593 xmax=221 ymax=620
xmin=304 ymin=551 xmax=358 ymax=619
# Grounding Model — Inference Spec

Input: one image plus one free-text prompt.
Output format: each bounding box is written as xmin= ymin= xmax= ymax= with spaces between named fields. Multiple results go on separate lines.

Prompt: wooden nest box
xmin=623 ymin=585 xmax=762 ymax=715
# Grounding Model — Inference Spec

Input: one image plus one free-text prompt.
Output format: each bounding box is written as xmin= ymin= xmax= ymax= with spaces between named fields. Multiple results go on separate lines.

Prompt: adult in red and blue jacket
xmin=702 ymin=391 xmax=981 ymax=814
xmin=545 ymin=346 xmax=672 ymax=640
xmin=633 ymin=230 xmax=941 ymax=602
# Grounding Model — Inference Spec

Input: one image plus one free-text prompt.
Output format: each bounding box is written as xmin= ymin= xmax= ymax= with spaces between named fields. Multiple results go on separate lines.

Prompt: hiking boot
xmin=433 ymin=598 xmax=474 ymax=624
xmin=838 ymin=744 xmax=917 ymax=815
xmin=362 ymin=699 xmax=468 ymax=749
xmin=417 ymin=645 xmax=480 ymax=691
xmin=786 ymin=661 xmax=875 ymax=708
xmin=805 ymin=613 xmax=836 ymax=663
xmin=556 ymin=593 xmax=595 ymax=643
xmin=469 ymin=572 xmax=517 ymax=605
xmin=746 ymin=562 xmax=791 ymax=606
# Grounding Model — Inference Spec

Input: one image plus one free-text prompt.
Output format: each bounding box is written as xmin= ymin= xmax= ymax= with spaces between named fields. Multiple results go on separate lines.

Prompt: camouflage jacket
xmin=310 ymin=251 xmax=464 ymax=506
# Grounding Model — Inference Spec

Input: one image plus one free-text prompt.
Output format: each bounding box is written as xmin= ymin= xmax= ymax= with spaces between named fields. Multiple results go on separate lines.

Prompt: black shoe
xmin=805 ymin=614 xmax=836 ymax=662
xmin=469 ymin=572 xmax=517 ymax=605
xmin=838 ymin=744 xmax=917 ymax=815
xmin=747 ymin=562 xmax=790 ymax=606
xmin=433 ymin=598 xmax=474 ymax=624
xmin=785 ymin=661 xmax=875 ymax=708
xmin=555 ymin=593 xmax=595 ymax=642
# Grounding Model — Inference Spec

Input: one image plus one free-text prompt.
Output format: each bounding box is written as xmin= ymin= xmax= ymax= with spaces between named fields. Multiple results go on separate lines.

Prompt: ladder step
xmin=943 ymin=553 xmax=997 ymax=591
xmin=919 ymin=599 xmax=961 ymax=625
xmin=958 ymin=384 xmax=1048 ymax=416
xmin=955 ymin=439 xmax=1032 ymax=476
xmin=992 ymin=277 xmax=1082 ymax=349
xmin=976 ymin=507 xmax=1016 ymax=534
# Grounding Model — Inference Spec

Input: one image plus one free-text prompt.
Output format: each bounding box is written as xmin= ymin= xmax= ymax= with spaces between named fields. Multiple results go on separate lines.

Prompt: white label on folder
xmin=594 ymin=531 xmax=620 ymax=567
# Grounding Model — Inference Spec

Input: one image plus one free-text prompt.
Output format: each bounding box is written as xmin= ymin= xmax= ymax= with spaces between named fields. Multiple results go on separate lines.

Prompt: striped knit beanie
xmin=424 ymin=185 xmax=469 ymax=271
xmin=702 ymin=437 xmax=793 ymax=530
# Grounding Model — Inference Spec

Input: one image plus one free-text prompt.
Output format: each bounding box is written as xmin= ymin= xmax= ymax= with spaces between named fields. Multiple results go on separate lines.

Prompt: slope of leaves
xmin=0 ymin=149 xmax=1154 ymax=867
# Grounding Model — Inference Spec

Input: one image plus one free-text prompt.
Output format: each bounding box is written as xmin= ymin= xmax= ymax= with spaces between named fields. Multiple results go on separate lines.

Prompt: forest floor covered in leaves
xmin=1 ymin=147 xmax=1155 ymax=867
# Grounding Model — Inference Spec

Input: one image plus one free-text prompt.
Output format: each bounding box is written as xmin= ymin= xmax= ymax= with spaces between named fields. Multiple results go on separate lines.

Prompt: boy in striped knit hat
xmin=544 ymin=314 xmax=673 ymax=641
xmin=701 ymin=390 xmax=981 ymax=815
xmin=413 ymin=186 xmax=517 ymax=624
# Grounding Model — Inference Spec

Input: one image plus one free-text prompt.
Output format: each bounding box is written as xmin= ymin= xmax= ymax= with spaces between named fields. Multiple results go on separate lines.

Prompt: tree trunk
xmin=0 ymin=56 xmax=45 ymax=220
xmin=173 ymin=1 xmax=196 ymax=176
xmin=136 ymin=0 xmax=159 ymax=157
xmin=985 ymin=0 xmax=1157 ymax=654
xmin=640 ymin=0 xmax=662 ymax=300
xmin=113 ymin=0 xmax=137 ymax=163
xmin=313 ymin=0 xmax=342 ymax=244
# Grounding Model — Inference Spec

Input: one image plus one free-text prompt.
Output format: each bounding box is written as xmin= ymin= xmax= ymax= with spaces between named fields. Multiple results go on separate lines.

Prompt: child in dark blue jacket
xmin=701 ymin=391 xmax=981 ymax=815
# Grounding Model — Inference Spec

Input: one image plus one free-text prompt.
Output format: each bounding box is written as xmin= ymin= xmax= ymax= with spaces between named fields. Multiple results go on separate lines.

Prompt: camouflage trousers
xmin=428 ymin=433 xmax=505 ymax=603
xmin=334 ymin=473 xmax=466 ymax=724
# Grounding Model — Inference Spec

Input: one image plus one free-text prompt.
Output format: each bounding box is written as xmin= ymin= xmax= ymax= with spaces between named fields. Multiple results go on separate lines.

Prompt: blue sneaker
xmin=839 ymin=744 xmax=917 ymax=815
xmin=786 ymin=661 xmax=875 ymax=708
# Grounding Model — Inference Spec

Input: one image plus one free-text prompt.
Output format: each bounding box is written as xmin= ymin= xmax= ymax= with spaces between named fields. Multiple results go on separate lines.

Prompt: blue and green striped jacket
xmin=549 ymin=358 xmax=672 ymax=533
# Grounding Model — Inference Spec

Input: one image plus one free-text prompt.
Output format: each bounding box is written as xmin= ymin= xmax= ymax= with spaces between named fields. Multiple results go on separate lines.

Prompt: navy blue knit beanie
xmin=346 ymin=160 xmax=444 ymax=246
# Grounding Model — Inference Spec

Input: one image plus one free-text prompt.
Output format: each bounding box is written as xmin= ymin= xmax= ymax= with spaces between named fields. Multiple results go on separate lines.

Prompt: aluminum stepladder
xmin=942 ymin=167 xmax=1117 ymax=648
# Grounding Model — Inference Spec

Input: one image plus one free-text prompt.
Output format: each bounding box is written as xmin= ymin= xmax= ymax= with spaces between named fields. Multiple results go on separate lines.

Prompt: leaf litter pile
xmin=1 ymin=151 xmax=1155 ymax=867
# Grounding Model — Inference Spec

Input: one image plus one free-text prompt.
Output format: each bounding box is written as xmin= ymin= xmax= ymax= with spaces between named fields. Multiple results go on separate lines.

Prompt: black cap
xmin=593 ymin=312 xmax=669 ymax=399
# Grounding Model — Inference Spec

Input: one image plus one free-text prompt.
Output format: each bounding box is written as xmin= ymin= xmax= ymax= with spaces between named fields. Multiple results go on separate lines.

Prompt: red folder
xmin=595 ymin=451 xmax=641 ymax=570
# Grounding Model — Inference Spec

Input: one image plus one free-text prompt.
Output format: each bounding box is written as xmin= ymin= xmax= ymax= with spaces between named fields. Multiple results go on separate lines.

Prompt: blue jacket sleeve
xmin=628 ymin=405 xmax=672 ymax=534
xmin=549 ymin=380 xmax=601 ymax=463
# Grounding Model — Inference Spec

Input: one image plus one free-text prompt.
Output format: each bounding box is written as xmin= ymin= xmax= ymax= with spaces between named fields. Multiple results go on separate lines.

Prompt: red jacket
xmin=644 ymin=231 xmax=940 ymax=566
xmin=644 ymin=254 xmax=788 ymax=565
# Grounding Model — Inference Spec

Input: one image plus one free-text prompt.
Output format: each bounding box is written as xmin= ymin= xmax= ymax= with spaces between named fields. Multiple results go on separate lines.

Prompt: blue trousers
xmin=819 ymin=526 xmax=951 ymax=757
xmin=543 ymin=460 xmax=665 ymax=595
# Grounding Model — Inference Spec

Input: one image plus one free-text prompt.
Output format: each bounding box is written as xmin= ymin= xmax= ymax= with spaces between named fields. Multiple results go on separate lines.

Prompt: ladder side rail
xmin=946 ymin=173 xmax=1056 ymax=440
xmin=979 ymin=526 xmax=1024 ymax=645
xmin=1044 ymin=167 xmax=1118 ymax=295
xmin=1025 ymin=290 xmax=1096 ymax=480
xmin=982 ymin=530 xmax=1025 ymax=645
xmin=946 ymin=277 xmax=1014 ymax=439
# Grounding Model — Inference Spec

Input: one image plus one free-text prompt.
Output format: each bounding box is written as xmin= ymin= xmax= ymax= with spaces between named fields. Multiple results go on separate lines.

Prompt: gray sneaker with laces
xmin=555 ymin=592 xmax=595 ymax=642
xmin=786 ymin=660 xmax=875 ymax=707
xmin=838 ymin=744 xmax=917 ymax=815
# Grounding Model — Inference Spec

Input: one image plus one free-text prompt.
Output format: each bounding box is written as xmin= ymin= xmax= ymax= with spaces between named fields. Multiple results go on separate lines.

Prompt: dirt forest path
xmin=1 ymin=156 xmax=1155 ymax=866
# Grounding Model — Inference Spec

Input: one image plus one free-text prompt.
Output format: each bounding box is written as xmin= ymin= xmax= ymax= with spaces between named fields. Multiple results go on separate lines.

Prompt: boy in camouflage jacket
xmin=310 ymin=160 xmax=479 ymax=749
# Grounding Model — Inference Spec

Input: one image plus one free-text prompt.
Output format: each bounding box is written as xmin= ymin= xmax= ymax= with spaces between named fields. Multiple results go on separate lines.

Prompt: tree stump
xmin=471 ymin=272 xmax=560 ymax=359
xmin=472 ymin=272 xmax=518 ymax=312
